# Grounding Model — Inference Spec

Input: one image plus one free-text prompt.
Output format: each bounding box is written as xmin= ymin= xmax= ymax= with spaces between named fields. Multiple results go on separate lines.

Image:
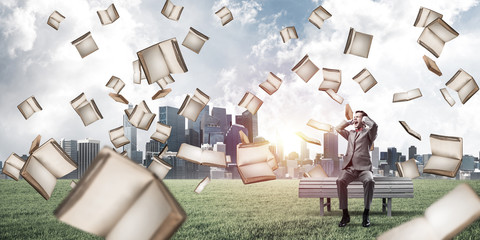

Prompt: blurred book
xmin=152 ymin=88 xmax=172 ymax=100
xmin=422 ymin=55 xmax=442 ymax=76
xmin=377 ymin=183 xmax=480 ymax=240
xmin=239 ymin=130 xmax=250 ymax=144
xmin=418 ymin=18 xmax=458 ymax=58
xmin=108 ymin=93 xmax=129 ymax=104
xmin=308 ymin=6 xmax=331 ymax=29
xmin=161 ymin=0 xmax=184 ymax=21
xmin=319 ymin=68 xmax=341 ymax=93
xmin=70 ymin=180 xmax=77 ymax=189
xmin=148 ymin=146 xmax=171 ymax=179
xmin=396 ymin=158 xmax=420 ymax=179
xmin=215 ymin=6 xmax=233 ymax=26
xmin=18 ymin=96 xmax=42 ymax=120
xmin=325 ymin=88 xmax=344 ymax=104
xmin=259 ymin=72 xmax=282 ymax=95
xmin=423 ymin=134 xmax=463 ymax=178
xmin=292 ymin=54 xmax=319 ymax=83
xmin=109 ymin=126 xmax=130 ymax=148
xmin=307 ymin=119 xmax=333 ymax=132
xmin=97 ymin=3 xmax=119 ymax=25
xmin=194 ymin=176 xmax=210 ymax=194
xmin=440 ymin=88 xmax=455 ymax=107
xmin=132 ymin=60 xmax=146 ymax=84
xmin=54 ymin=147 xmax=186 ymax=240
xmin=345 ymin=104 xmax=353 ymax=120
xmin=445 ymin=68 xmax=479 ymax=104
xmin=47 ymin=11 xmax=65 ymax=30
xmin=151 ymin=122 xmax=172 ymax=144
xmin=177 ymin=143 xmax=226 ymax=168
xmin=71 ymin=92 xmax=103 ymax=126
xmin=352 ymin=68 xmax=377 ymax=93
xmin=399 ymin=121 xmax=421 ymax=141
xmin=304 ymin=164 xmax=328 ymax=178
xmin=393 ymin=88 xmax=422 ymax=102
xmin=2 ymin=153 xmax=25 ymax=181
xmin=414 ymin=7 xmax=443 ymax=27
xmin=178 ymin=88 xmax=210 ymax=121
xmin=71 ymin=32 xmax=98 ymax=58
xmin=344 ymin=27 xmax=373 ymax=58
xmin=296 ymin=132 xmax=322 ymax=146
xmin=238 ymin=92 xmax=263 ymax=115
xmin=137 ymin=38 xmax=187 ymax=85
xmin=182 ymin=27 xmax=209 ymax=54
xmin=21 ymin=138 xmax=77 ymax=200
xmin=280 ymin=26 xmax=298 ymax=43
xmin=125 ymin=100 xmax=156 ymax=131
xmin=237 ymin=141 xmax=277 ymax=184
xmin=106 ymin=76 xmax=125 ymax=94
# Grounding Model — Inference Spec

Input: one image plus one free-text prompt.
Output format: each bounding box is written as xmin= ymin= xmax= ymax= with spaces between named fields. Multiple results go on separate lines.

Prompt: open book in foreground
xmin=445 ymin=68 xmax=479 ymax=104
xmin=280 ymin=26 xmax=298 ymax=43
xmin=21 ymin=137 xmax=77 ymax=200
xmin=377 ymin=183 xmax=480 ymax=240
xmin=194 ymin=176 xmax=210 ymax=194
xmin=417 ymin=17 xmax=458 ymax=58
xmin=296 ymin=132 xmax=322 ymax=146
xmin=2 ymin=153 xmax=25 ymax=181
xmin=352 ymin=68 xmax=377 ymax=93
xmin=237 ymin=141 xmax=277 ymax=184
xmin=399 ymin=121 xmax=421 ymax=141
xmin=308 ymin=5 xmax=331 ymax=29
xmin=97 ymin=3 xmax=119 ymax=25
xmin=344 ymin=27 xmax=373 ymax=58
xmin=423 ymin=134 xmax=462 ymax=178
xmin=259 ymin=72 xmax=282 ymax=95
xmin=304 ymin=164 xmax=328 ymax=178
xmin=177 ymin=143 xmax=226 ymax=168
xmin=178 ymin=88 xmax=210 ymax=121
xmin=396 ymin=158 xmax=420 ymax=179
xmin=161 ymin=0 xmax=183 ymax=21
xmin=292 ymin=54 xmax=319 ymax=83
xmin=71 ymin=32 xmax=99 ymax=58
xmin=71 ymin=92 xmax=103 ymax=126
xmin=54 ymin=147 xmax=186 ymax=240
xmin=318 ymin=68 xmax=341 ymax=93
xmin=238 ymin=92 xmax=263 ymax=115
xmin=215 ymin=6 xmax=233 ymax=26
xmin=47 ymin=10 xmax=65 ymax=30
xmin=393 ymin=88 xmax=422 ymax=102
xmin=18 ymin=96 xmax=42 ymax=120
xmin=148 ymin=145 xmax=171 ymax=179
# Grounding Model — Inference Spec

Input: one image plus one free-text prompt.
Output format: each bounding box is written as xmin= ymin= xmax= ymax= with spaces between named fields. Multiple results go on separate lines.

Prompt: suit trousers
xmin=336 ymin=166 xmax=375 ymax=209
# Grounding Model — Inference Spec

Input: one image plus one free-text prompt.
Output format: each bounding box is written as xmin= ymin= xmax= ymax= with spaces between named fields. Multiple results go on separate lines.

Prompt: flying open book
xmin=238 ymin=92 xmax=263 ymax=115
xmin=132 ymin=60 xmax=146 ymax=84
xmin=152 ymin=88 xmax=172 ymax=100
xmin=151 ymin=122 xmax=172 ymax=143
xmin=345 ymin=104 xmax=353 ymax=120
xmin=71 ymin=32 xmax=98 ymax=58
xmin=97 ymin=3 xmax=119 ymax=25
xmin=109 ymin=126 xmax=130 ymax=148
xmin=422 ymin=55 xmax=442 ymax=76
xmin=18 ymin=96 xmax=42 ymax=120
xmin=237 ymin=141 xmax=277 ymax=184
xmin=414 ymin=7 xmax=443 ymax=27
xmin=105 ymin=76 xmax=125 ymax=94
xmin=156 ymin=75 xmax=175 ymax=89
xmin=307 ymin=119 xmax=333 ymax=132
xmin=292 ymin=54 xmax=319 ymax=83
xmin=259 ymin=72 xmax=282 ymax=95
xmin=393 ymin=88 xmax=422 ymax=102
xmin=423 ymin=134 xmax=463 ymax=178
xmin=304 ymin=164 xmax=328 ymax=178
xmin=308 ymin=5 xmax=332 ymax=29
xmin=194 ymin=176 xmax=210 ymax=194
xmin=280 ymin=26 xmax=298 ymax=43
xmin=47 ymin=11 xmax=65 ymax=30
xmin=215 ymin=6 xmax=233 ymax=26
xmin=445 ymin=68 xmax=479 ymax=104
xmin=178 ymin=88 xmax=210 ymax=122
xmin=418 ymin=18 xmax=459 ymax=58
xmin=137 ymin=38 xmax=187 ymax=85
xmin=21 ymin=137 xmax=77 ymax=200
xmin=399 ymin=121 xmax=421 ymax=141
xmin=352 ymin=68 xmax=377 ymax=93
xmin=2 ymin=153 xmax=25 ymax=181
xmin=125 ymin=101 xmax=156 ymax=131
xmin=396 ymin=158 xmax=420 ymax=179
xmin=319 ymin=68 xmax=341 ymax=93
xmin=296 ymin=132 xmax=322 ymax=146
xmin=344 ymin=27 xmax=373 ymax=58
xmin=378 ymin=183 xmax=480 ymax=240
xmin=325 ymin=88 xmax=344 ymax=104
xmin=161 ymin=0 xmax=184 ymax=21
xmin=71 ymin=92 xmax=103 ymax=126
xmin=440 ymin=88 xmax=455 ymax=107
xmin=148 ymin=146 xmax=171 ymax=179
xmin=177 ymin=143 xmax=226 ymax=168
xmin=108 ymin=93 xmax=129 ymax=104
xmin=182 ymin=27 xmax=209 ymax=54
xmin=54 ymin=147 xmax=186 ymax=240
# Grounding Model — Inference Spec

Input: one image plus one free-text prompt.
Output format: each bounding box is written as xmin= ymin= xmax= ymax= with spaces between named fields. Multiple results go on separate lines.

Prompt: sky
xmin=1 ymin=0 xmax=480 ymax=164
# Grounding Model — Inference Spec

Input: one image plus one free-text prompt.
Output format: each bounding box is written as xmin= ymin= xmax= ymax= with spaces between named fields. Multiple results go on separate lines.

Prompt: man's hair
xmin=355 ymin=110 xmax=368 ymax=117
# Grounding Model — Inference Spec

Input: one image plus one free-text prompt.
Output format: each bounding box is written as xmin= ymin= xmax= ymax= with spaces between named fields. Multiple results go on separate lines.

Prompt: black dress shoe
xmin=362 ymin=217 xmax=370 ymax=227
xmin=338 ymin=215 xmax=350 ymax=227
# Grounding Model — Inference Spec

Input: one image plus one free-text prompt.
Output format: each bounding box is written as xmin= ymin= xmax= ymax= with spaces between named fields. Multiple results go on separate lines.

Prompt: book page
xmin=194 ymin=177 xmax=210 ymax=194
xmin=192 ymin=88 xmax=210 ymax=105
xmin=246 ymin=96 xmax=263 ymax=115
xmin=446 ymin=69 xmax=471 ymax=91
xmin=3 ymin=163 xmax=21 ymax=180
xmin=159 ymin=38 xmax=187 ymax=73
xmin=157 ymin=123 xmax=172 ymax=137
xmin=399 ymin=158 xmax=420 ymax=179
xmin=200 ymin=150 xmax=226 ymax=168
xmin=138 ymin=112 xmax=155 ymax=130
xmin=399 ymin=121 xmax=421 ymax=140
xmin=292 ymin=55 xmax=318 ymax=82
xmin=359 ymin=76 xmax=377 ymax=93
xmin=307 ymin=119 xmax=332 ymax=132
xmin=423 ymin=155 xmax=460 ymax=173
xmin=109 ymin=127 xmax=124 ymax=140
xmin=259 ymin=82 xmax=277 ymax=95
xmin=182 ymin=28 xmax=209 ymax=54
xmin=148 ymin=157 xmax=172 ymax=179
xmin=72 ymin=32 xmax=99 ymax=58
xmin=132 ymin=60 xmax=145 ymax=84
xmin=307 ymin=165 xmax=328 ymax=178
xmin=33 ymin=140 xmax=76 ymax=178
xmin=170 ymin=6 xmax=183 ymax=20
xmin=162 ymin=0 xmax=174 ymax=17
xmin=177 ymin=143 xmax=202 ymax=164
xmin=97 ymin=10 xmax=111 ymax=24
xmin=349 ymin=31 xmax=372 ymax=58
xmin=77 ymin=102 xmax=101 ymax=126
xmin=430 ymin=134 xmax=462 ymax=160
xmin=325 ymin=88 xmax=344 ymax=104
xmin=440 ymin=88 xmax=455 ymax=106
xmin=112 ymin=136 xmax=130 ymax=148
xmin=458 ymin=79 xmax=479 ymax=104
xmin=179 ymin=97 xmax=204 ymax=122
xmin=6 ymin=153 xmax=25 ymax=170
xmin=18 ymin=100 xmax=35 ymax=119
xmin=71 ymin=93 xmax=88 ymax=109
xmin=138 ymin=44 xmax=170 ymax=84
xmin=24 ymin=156 xmax=57 ymax=199
xmin=428 ymin=19 xmax=458 ymax=42
xmin=424 ymin=183 xmax=480 ymax=240
xmin=106 ymin=4 xmax=118 ymax=22
xmin=418 ymin=27 xmax=444 ymax=57
xmin=151 ymin=132 xmax=168 ymax=143
xmin=237 ymin=143 xmax=270 ymax=166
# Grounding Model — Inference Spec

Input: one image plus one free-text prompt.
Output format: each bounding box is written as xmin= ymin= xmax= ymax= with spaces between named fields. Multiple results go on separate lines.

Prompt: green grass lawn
xmin=1 ymin=179 xmax=479 ymax=239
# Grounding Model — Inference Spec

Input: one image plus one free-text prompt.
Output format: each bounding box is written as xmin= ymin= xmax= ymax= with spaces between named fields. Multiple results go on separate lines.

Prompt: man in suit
xmin=335 ymin=110 xmax=378 ymax=227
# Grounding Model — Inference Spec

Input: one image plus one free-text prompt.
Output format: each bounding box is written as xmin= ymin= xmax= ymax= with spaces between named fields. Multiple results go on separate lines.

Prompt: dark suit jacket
xmin=336 ymin=116 xmax=378 ymax=171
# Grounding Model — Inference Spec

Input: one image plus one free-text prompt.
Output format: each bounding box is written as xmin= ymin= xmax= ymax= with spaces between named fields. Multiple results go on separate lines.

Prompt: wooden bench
xmin=298 ymin=177 xmax=413 ymax=217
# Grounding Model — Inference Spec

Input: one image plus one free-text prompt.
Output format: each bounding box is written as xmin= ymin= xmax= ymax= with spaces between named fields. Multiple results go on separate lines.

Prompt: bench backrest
xmin=299 ymin=177 xmax=413 ymax=198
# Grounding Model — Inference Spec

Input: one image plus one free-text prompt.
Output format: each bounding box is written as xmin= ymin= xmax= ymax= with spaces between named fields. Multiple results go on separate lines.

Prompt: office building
xmin=225 ymin=124 xmax=248 ymax=165
xmin=372 ymin=147 xmax=379 ymax=170
xmin=60 ymin=139 xmax=78 ymax=179
xmin=235 ymin=110 xmax=258 ymax=142
xmin=159 ymin=106 xmax=185 ymax=152
xmin=212 ymin=107 xmax=228 ymax=134
xmin=144 ymin=139 xmax=163 ymax=167
xmin=324 ymin=132 xmax=339 ymax=177
xmin=187 ymin=106 xmax=209 ymax=147
xmin=387 ymin=147 xmax=397 ymax=171
xmin=461 ymin=155 xmax=476 ymax=171
xmin=408 ymin=145 xmax=416 ymax=160
xmin=123 ymin=104 xmax=143 ymax=164
xmin=300 ymin=141 xmax=309 ymax=162
xmin=77 ymin=139 xmax=100 ymax=179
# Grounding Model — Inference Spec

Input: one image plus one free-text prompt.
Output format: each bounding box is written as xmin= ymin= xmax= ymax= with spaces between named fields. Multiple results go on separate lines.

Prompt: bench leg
xmin=327 ymin=198 xmax=331 ymax=212
xmin=387 ymin=198 xmax=392 ymax=217
xmin=382 ymin=198 xmax=386 ymax=212
xmin=319 ymin=198 xmax=325 ymax=216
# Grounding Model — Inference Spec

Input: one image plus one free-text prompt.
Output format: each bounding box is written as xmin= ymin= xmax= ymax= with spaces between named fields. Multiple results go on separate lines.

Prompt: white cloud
xmin=213 ymin=0 xmax=262 ymax=25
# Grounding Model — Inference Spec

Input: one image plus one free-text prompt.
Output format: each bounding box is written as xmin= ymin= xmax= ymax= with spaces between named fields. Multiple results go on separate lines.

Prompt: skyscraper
xmin=159 ymin=106 xmax=185 ymax=152
xmin=60 ymin=139 xmax=78 ymax=179
xmin=300 ymin=141 xmax=309 ymax=162
xmin=372 ymin=147 xmax=380 ymax=170
xmin=187 ymin=106 xmax=209 ymax=147
xmin=387 ymin=147 xmax=397 ymax=171
xmin=123 ymin=104 xmax=143 ymax=164
xmin=77 ymin=139 xmax=100 ymax=179
xmin=461 ymin=155 xmax=475 ymax=171
xmin=408 ymin=145 xmax=417 ymax=160
xmin=144 ymin=139 xmax=163 ymax=167
xmin=235 ymin=110 xmax=258 ymax=142
xmin=225 ymin=124 xmax=248 ymax=164
xmin=212 ymin=107 xmax=228 ymax=134
xmin=324 ymin=132 xmax=339 ymax=176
